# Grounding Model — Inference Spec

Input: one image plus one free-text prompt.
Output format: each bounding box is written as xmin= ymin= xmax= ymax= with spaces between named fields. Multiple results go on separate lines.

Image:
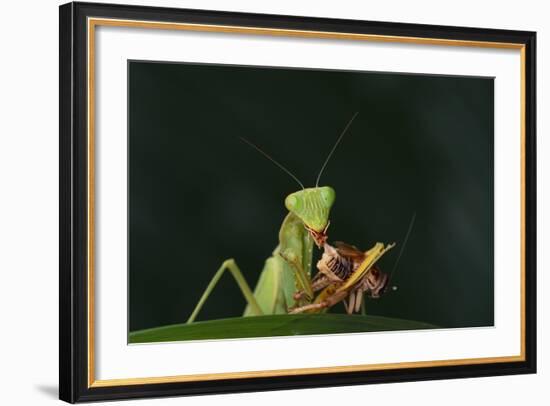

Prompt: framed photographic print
xmin=59 ymin=1 xmax=537 ymax=403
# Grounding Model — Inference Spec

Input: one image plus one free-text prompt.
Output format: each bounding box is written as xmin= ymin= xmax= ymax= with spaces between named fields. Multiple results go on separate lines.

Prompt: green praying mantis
xmin=187 ymin=113 xmax=406 ymax=323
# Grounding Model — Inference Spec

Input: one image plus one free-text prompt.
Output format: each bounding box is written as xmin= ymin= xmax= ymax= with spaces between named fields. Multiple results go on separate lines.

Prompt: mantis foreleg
xmin=279 ymin=251 xmax=313 ymax=301
xmin=187 ymin=259 xmax=263 ymax=323
xmin=278 ymin=213 xmax=314 ymax=300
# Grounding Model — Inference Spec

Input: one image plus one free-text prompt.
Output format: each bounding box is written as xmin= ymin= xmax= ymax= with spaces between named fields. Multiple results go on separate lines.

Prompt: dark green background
xmin=128 ymin=61 xmax=494 ymax=333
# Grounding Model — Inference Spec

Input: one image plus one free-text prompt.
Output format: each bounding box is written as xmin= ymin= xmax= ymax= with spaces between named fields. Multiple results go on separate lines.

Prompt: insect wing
xmin=336 ymin=242 xmax=395 ymax=292
xmin=334 ymin=241 xmax=365 ymax=260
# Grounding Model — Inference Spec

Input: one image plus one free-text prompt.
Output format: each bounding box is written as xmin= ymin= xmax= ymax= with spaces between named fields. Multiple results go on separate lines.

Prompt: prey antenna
xmin=315 ymin=112 xmax=359 ymax=187
xmin=240 ymin=137 xmax=305 ymax=190
xmin=389 ymin=211 xmax=417 ymax=283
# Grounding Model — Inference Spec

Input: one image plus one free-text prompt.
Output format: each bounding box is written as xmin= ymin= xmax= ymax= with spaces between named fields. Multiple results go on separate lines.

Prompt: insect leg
xmin=289 ymin=290 xmax=348 ymax=314
xmin=342 ymin=299 xmax=349 ymax=312
xmin=293 ymin=274 xmax=331 ymax=301
xmin=186 ymin=259 xmax=263 ymax=323
xmin=346 ymin=291 xmax=356 ymax=315
xmin=354 ymin=288 xmax=364 ymax=313
xmin=288 ymin=302 xmax=328 ymax=314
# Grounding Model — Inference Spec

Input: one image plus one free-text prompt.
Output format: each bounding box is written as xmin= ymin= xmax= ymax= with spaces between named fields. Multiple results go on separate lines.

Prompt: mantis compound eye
xmin=285 ymin=195 xmax=298 ymax=211
xmin=319 ymin=186 xmax=335 ymax=206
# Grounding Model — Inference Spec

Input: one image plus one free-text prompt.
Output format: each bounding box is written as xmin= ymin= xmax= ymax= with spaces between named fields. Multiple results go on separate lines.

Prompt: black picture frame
xmin=59 ymin=1 xmax=536 ymax=403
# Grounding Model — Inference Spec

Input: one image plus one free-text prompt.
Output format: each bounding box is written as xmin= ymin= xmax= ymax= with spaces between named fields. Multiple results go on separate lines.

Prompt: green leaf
xmin=129 ymin=314 xmax=437 ymax=344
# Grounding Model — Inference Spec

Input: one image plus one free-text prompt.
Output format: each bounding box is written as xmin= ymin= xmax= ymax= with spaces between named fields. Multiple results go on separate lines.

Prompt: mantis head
xmin=285 ymin=186 xmax=335 ymax=247
xmin=241 ymin=112 xmax=359 ymax=248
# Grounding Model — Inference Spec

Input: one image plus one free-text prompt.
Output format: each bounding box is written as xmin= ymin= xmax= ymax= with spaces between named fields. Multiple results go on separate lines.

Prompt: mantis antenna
xmin=240 ymin=137 xmax=305 ymax=190
xmin=315 ymin=111 xmax=359 ymax=187
xmin=389 ymin=211 xmax=417 ymax=286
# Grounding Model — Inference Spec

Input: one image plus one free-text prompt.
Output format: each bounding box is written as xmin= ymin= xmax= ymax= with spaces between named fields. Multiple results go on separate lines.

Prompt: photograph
xmin=127 ymin=61 xmax=494 ymax=343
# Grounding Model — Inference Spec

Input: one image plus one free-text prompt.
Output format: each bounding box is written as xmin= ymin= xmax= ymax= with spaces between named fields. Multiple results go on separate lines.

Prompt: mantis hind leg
xmin=186 ymin=259 xmax=263 ymax=324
